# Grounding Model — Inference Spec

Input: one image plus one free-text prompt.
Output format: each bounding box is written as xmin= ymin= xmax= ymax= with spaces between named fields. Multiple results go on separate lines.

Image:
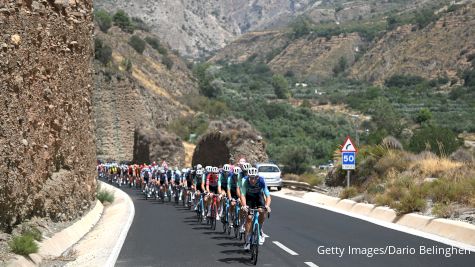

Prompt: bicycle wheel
xmin=211 ymin=202 xmax=217 ymax=230
xmin=251 ymin=226 xmax=259 ymax=265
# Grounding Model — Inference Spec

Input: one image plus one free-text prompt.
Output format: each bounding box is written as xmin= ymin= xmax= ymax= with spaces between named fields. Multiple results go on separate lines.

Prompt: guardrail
xmin=282 ymin=180 xmax=328 ymax=193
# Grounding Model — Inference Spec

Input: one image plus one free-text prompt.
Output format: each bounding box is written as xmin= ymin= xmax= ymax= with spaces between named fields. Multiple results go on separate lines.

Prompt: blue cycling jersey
xmin=241 ymin=176 xmax=270 ymax=197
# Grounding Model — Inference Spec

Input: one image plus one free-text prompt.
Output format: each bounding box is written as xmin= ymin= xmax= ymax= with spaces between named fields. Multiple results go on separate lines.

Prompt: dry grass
xmin=410 ymin=157 xmax=462 ymax=178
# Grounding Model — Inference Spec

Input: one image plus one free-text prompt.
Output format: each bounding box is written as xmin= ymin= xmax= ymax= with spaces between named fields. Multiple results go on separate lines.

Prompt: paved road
xmin=116 ymin=186 xmax=474 ymax=267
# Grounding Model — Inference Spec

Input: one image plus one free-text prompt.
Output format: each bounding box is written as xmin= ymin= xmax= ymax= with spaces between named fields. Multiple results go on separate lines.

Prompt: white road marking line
xmin=304 ymin=262 xmax=319 ymax=267
xmin=272 ymin=241 xmax=299 ymax=255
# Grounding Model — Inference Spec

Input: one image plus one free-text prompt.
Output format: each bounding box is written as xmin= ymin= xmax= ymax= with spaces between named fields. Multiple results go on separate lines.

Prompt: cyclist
xmin=240 ymin=167 xmax=271 ymax=250
xmin=205 ymin=166 xmax=220 ymax=218
xmin=227 ymin=165 xmax=242 ymax=229
xmin=194 ymin=165 xmax=206 ymax=212
xmin=218 ymin=164 xmax=231 ymax=220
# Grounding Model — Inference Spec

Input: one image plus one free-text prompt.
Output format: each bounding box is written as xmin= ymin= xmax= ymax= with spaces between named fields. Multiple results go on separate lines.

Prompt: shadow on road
xmin=217 ymin=257 xmax=252 ymax=265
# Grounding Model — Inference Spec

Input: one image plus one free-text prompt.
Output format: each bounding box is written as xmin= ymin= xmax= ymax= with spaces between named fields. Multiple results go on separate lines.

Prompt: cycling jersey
xmin=227 ymin=172 xmax=240 ymax=199
xmin=194 ymin=173 xmax=205 ymax=193
xmin=142 ymin=168 xmax=151 ymax=183
xmin=206 ymin=173 xmax=219 ymax=194
xmin=241 ymin=176 xmax=270 ymax=208
xmin=173 ymin=172 xmax=181 ymax=183
xmin=219 ymin=172 xmax=229 ymax=191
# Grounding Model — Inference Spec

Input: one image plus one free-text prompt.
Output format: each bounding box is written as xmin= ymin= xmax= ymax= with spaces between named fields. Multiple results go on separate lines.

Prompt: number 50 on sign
xmin=342 ymin=152 xmax=356 ymax=170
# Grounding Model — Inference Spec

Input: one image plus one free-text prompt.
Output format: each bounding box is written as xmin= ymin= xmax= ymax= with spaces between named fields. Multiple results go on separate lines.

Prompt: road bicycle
xmin=248 ymin=207 xmax=269 ymax=265
xmin=221 ymin=197 xmax=231 ymax=234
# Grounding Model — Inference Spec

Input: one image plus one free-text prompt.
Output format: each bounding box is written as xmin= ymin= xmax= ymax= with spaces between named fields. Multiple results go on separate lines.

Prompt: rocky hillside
xmin=94 ymin=0 xmax=438 ymax=58
xmin=93 ymin=24 xmax=199 ymax=165
xmin=210 ymin=1 xmax=474 ymax=84
xmin=350 ymin=2 xmax=475 ymax=83
xmin=0 ymin=0 xmax=96 ymax=231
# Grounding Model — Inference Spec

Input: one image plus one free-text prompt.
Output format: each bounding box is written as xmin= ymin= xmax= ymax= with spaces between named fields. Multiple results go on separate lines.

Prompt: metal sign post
xmin=341 ymin=137 xmax=357 ymax=188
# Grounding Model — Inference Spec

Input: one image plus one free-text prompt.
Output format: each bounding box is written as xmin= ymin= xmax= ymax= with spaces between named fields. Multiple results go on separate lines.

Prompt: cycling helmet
xmin=196 ymin=169 xmax=203 ymax=175
xmin=223 ymin=164 xmax=230 ymax=172
xmin=197 ymin=164 xmax=203 ymax=169
xmin=181 ymin=168 xmax=187 ymax=173
xmin=233 ymin=166 xmax=241 ymax=173
xmin=247 ymin=167 xmax=258 ymax=176
xmin=212 ymin=167 xmax=219 ymax=173
xmin=205 ymin=166 xmax=212 ymax=172
xmin=242 ymin=163 xmax=252 ymax=171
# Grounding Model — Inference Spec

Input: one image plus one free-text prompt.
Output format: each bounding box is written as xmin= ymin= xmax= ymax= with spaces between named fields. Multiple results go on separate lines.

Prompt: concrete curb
xmin=272 ymin=191 xmax=475 ymax=250
xmin=63 ymin=181 xmax=135 ymax=267
xmin=7 ymin=199 xmax=104 ymax=267
xmin=102 ymin=181 xmax=135 ymax=267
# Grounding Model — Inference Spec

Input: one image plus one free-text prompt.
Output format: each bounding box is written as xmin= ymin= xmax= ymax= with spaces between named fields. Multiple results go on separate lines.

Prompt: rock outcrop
xmin=0 ymin=0 xmax=96 ymax=231
xmin=192 ymin=119 xmax=268 ymax=167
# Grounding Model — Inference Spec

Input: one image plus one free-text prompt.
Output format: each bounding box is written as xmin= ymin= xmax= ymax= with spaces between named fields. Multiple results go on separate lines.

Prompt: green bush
xmin=272 ymin=74 xmax=290 ymax=99
xmin=94 ymin=9 xmax=112 ymax=33
xmin=332 ymin=56 xmax=347 ymax=76
xmin=122 ymin=58 xmax=133 ymax=72
xmin=409 ymin=126 xmax=462 ymax=156
xmin=432 ymin=202 xmax=454 ymax=218
xmin=463 ymin=69 xmax=475 ymax=87
xmin=129 ymin=35 xmax=146 ymax=54
xmin=9 ymin=234 xmax=39 ymax=255
xmin=94 ymin=38 xmax=112 ymax=65
xmin=414 ymin=108 xmax=432 ymax=124
xmin=384 ymin=74 xmax=425 ymax=88
xmin=290 ymin=15 xmax=313 ymax=39
xmin=395 ymin=187 xmax=426 ymax=215
xmin=413 ymin=8 xmax=438 ymax=29
xmin=145 ymin=36 xmax=161 ymax=50
xmin=162 ymin=55 xmax=174 ymax=70
xmin=131 ymin=17 xmax=150 ymax=32
xmin=113 ymin=10 xmax=134 ymax=33
xmin=281 ymin=146 xmax=311 ymax=174
xmin=340 ymin=187 xmax=358 ymax=199
xmin=96 ymin=187 xmax=115 ymax=203
xmin=23 ymin=227 xmax=42 ymax=241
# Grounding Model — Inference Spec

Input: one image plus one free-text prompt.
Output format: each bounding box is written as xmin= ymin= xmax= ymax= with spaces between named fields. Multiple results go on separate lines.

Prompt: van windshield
xmin=258 ymin=166 xmax=280 ymax=172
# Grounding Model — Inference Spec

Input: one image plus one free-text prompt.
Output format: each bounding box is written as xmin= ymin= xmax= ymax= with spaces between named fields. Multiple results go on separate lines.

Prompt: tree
xmin=386 ymin=15 xmax=399 ymax=31
xmin=332 ymin=56 xmax=347 ymax=76
xmin=368 ymin=98 xmax=404 ymax=138
xmin=290 ymin=16 xmax=313 ymax=39
xmin=272 ymin=74 xmax=290 ymax=99
xmin=281 ymin=146 xmax=311 ymax=174
xmin=128 ymin=35 xmax=146 ymax=54
xmin=409 ymin=126 xmax=462 ymax=156
xmin=415 ymin=108 xmax=432 ymax=124
xmin=95 ymin=9 xmax=112 ymax=33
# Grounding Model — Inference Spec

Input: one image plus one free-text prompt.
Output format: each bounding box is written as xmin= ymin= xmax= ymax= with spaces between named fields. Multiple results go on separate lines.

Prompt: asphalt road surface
xmin=116 ymin=185 xmax=475 ymax=267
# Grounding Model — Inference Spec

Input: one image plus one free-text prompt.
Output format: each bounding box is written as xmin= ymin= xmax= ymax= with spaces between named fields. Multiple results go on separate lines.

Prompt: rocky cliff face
xmin=192 ymin=119 xmax=268 ymax=167
xmin=0 ymin=0 xmax=96 ymax=231
xmin=94 ymin=0 xmax=437 ymax=58
xmin=93 ymin=26 xmax=198 ymax=163
xmin=350 ymin=3 xmax=475 ymax=83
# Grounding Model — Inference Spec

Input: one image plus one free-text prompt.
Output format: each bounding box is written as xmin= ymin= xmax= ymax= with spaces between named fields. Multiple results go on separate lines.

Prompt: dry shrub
xmin=284 ymin=173 xmax=300 ymax=181
xmin=432 ymin=203 xmax=456 ymax=218
xmin=381 ymin=136 xmax=403 ymax=150
xmin=374 ymin=194 xmax=393 ymax=207
xmin=374 ymin=151 xmax=411 ymax=176
xmin=410 ymin=157 xmax=462 ymax=178
xmin=340 ymin=187 xmax=358 ymax=199
xmin=299 ymin=172 xmax=324 ymax=186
